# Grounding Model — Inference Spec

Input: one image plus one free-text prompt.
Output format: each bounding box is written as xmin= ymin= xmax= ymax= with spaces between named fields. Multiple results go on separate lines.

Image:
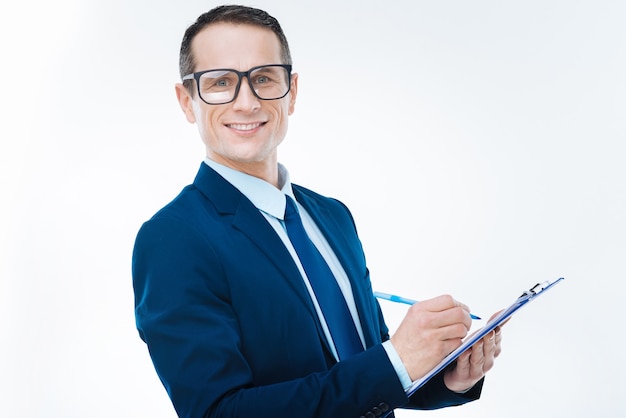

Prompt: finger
xmin=422 ymin=295 xmax=470 ymax=315
xmin=487 ymin=310 xmax=512 ymax=328
xmin=426 ymin=309 xmax=472 ymax=332
xmin=421 ymin=296 xmax=473 ymax=331
xmin=469 ymin=341 xmax=484 ymax=367
xmin=493 ymin=326 xmax=503 ymax=357
xmin=467 ymin=341 xmax=486 ymax=379
xmin=434 ymin=321 xmax=471 ymax=344
xmin=487 ymin=309 xmax=504 ymax=322
xmin=484 ymin=330 xmax=496 ymax=352
xmin=481 ymin=331 xmax=497 ymax=372
xmin=454 ymin=348 xmax=472 ymax=374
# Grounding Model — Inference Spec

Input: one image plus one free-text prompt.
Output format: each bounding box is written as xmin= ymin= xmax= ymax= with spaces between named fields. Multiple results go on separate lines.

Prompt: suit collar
xmin=202 ymin=158 xmax=289 ymax=219
xmin=193 ymin=162 xmax=242 ymax=214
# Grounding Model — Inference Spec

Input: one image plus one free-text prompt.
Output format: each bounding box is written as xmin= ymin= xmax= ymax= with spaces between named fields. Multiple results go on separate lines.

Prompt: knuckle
xmin=453 ymin=306 xmax=468 ymax=320
xmin=409 ymin=301 xmax=427 ymax=316
xmin=454 ymin=323 xmax=469 ymax=337
xmin=441 ymin=294 xmax=455 ymax=306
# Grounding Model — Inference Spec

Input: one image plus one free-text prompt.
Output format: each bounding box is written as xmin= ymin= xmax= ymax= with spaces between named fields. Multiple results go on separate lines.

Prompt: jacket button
xmin=378 ymin=402 xmax=389 ymax=412
xmin=365 ymin=412 xmax=375 ymax=418
xmin=372 ymin=406 xmax=382 ymax=416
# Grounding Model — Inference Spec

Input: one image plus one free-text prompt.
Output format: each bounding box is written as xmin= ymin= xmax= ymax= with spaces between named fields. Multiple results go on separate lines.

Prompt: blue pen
xmin=373 ymin=291 xmax=481 ymax=320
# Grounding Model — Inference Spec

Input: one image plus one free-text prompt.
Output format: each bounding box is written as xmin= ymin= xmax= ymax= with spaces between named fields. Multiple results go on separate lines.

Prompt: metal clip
xmin=520 ymin=281 xmax=549 ymax=298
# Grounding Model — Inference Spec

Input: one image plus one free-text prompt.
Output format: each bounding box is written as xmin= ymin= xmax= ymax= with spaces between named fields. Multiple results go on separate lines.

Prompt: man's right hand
xmin=389 ymin=295 xmax=472 ymax=381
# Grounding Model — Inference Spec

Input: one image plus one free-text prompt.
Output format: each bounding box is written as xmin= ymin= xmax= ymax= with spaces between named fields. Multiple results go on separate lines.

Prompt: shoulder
xmin=149 ymin=184 xmax=207 ymax=223
xmin=292 ymin=184 xmax=359 ymax=233
xmin=143 ymin=162 xmax=241 ymax=226
xmin=292 ymin=184 xmax=353 ymax=216
xmin=133 ymin=181 xmax=227 ymax=258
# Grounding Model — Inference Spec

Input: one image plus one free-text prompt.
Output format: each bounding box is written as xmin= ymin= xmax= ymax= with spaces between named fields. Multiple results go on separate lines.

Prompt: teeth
xmin=228 ymin=122 xmax=262 ymax=131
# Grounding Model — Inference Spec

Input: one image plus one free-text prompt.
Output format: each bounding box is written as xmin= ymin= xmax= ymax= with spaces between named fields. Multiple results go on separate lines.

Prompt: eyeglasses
xmin=182 ymin=64 xmax=292 ymax=105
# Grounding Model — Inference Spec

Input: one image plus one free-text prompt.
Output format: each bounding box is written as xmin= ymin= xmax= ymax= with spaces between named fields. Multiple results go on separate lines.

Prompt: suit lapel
xmin=231 ymin=201 xmax=320 ymax=315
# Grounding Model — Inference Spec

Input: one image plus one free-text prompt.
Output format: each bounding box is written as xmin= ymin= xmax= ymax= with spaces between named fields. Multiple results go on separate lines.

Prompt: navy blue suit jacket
xmin=132 ymin=163 xmax=481 ymax=417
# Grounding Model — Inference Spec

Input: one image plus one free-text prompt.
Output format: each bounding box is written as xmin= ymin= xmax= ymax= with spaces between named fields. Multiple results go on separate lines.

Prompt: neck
xmin=206 ymin=154 xmax=279 ymax=188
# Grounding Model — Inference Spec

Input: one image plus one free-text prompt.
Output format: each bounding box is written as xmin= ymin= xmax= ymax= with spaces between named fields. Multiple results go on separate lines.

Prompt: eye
xmin=215 ymin=78 xmax=230 ymax=87
xmin=253 ymin=75 xmax=271 ymax=85
xmin=199 ymin=70 xmax=237 ymax=91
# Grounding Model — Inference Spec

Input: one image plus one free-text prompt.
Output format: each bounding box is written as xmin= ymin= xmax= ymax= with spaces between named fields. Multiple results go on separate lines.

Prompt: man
xmin=132 ymin=5 xmax=503 ymax=418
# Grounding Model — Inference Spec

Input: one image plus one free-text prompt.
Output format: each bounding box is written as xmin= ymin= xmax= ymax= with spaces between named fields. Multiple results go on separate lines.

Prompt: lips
xmin=226 ymin=122 xmax=265 ymax=131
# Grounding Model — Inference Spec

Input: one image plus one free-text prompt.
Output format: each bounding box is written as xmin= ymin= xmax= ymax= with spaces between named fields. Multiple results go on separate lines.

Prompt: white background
xmin=1 ymin=1 xmax=624 ymax=417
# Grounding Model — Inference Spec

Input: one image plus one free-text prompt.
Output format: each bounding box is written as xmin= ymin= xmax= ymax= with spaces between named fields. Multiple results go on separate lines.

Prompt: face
xmin=175 ymin=23 xmax=298 ymax=181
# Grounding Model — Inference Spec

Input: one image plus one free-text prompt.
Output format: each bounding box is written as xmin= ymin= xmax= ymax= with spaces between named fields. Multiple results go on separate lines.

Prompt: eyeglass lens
xmin=198 ymin=65 xmax=290 ymax=104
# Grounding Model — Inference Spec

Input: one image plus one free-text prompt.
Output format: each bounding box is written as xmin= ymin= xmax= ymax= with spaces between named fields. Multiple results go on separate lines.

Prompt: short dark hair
xmin=179 ymin=5 xmax=292 ymax=93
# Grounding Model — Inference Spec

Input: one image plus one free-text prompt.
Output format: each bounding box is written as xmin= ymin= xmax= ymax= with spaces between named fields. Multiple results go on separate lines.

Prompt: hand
xmin=443 ymin=317 xmax=504 ymax=393
xmin=390 ymin=295 xmax=472 ymax=381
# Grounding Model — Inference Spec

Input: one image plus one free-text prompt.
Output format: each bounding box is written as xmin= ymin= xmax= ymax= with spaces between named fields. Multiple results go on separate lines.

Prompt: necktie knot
xmin=284 ymin=195 xmax=299 ymax=221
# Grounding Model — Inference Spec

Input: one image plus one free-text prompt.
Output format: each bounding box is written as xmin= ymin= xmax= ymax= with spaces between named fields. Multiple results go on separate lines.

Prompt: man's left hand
xmin=443 ymin=323 xmax=503 ymax=393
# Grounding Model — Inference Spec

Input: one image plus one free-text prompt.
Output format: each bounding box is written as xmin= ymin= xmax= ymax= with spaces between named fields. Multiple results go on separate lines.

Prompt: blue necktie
xmin=283 ymin=195 xmax=363 ymax=360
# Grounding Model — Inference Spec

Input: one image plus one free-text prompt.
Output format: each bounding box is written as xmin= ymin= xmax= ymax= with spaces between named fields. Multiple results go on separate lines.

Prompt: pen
xmin=373 ymin=291 xmax=482 ymax=320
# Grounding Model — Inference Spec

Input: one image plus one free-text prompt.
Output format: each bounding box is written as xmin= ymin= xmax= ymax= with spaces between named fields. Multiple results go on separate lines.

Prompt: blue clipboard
xmin=407 ymin=277 xmax=565 ymax=396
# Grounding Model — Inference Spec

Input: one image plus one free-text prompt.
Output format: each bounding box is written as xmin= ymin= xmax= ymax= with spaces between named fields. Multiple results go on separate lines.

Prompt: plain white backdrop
xmin=1 ymin=0 xmax=624 ymax=416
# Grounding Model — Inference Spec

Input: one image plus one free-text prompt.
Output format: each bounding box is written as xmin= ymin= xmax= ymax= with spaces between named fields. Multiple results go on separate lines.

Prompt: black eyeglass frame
xmin=182 ymin=64 xmax=293 ymax=105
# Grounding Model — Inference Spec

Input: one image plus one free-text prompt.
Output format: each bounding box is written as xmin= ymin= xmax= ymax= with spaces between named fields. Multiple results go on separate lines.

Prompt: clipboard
xmin=406 ymin=277 xmax=565 ymax=396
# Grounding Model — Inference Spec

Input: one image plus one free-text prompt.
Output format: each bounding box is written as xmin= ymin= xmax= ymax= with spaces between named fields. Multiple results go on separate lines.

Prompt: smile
xmin=226 ymin=122 xmax=265 ymax=131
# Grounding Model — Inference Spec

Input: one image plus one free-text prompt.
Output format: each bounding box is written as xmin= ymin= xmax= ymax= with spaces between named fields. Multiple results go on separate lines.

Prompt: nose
xmin=232 ymin=76 xmax=261 ymax=111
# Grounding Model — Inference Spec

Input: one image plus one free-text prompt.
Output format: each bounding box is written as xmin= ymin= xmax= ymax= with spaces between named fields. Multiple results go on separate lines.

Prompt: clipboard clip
xmin=519 ymin=278 xmax=564 ymax=299
xmin=520 ymin=281 xmax=550 ymax=298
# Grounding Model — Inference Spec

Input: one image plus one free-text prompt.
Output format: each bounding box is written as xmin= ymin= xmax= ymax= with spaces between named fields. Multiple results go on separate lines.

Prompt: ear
xmin=175 ymin=83 xmax=197 ymax=124
xmin=288 ymin=73 xmax=298 ymax=115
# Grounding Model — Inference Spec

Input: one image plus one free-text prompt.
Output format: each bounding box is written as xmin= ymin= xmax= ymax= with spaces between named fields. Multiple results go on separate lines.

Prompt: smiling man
xmin=176 ymin=21 xmax=295 ymax=186
xmin=132 ymin=5 xmax=503 ymax=418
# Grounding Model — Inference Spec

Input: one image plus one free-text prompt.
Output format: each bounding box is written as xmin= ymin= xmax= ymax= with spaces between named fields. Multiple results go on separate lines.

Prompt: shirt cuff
xmin=382 ymin=340 xmax=413 ymax=392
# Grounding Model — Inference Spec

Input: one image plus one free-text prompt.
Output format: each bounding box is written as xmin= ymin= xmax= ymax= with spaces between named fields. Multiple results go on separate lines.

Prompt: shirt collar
xmin=204 ymin=158 xmax=294 ymax=220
